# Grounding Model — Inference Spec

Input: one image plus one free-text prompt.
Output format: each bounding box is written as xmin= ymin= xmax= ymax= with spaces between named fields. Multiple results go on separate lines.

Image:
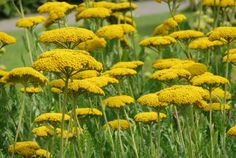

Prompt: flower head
xmin=152 ymin=58 xmax=194 ymax=70
xmin=169 ymin=30 xmax=204 ymax=40
xmin=16 ymin=16 xmax=46 ymax=28
xmin=20 ymin=87 xmax=42 ymax=94
xmin=134 ymin=112 xmax=166 ymax=123
xmin=35 ymin=149 xmax=51 ymax=158
xmin=208 ymin=27 xmax=236 ymax=42
xmin=227 ymin=126 xmax=236 ymax=136
xmin=73 ymin=70 xmax=99 ymax=79
xmin=51 ymin=87 xmax=62 ymax=94
xmin=139 ymin=36 xmax=176 ymax=47
xmin=109 ymin=12 xmax=136 ymax=26
xmin=137 ymin=93 xmax=168 ymax=108
xmin=32 ymin=126 xmax=54 ymax=137
xmin=205 ymin=87 xmax=231 ymax=101
xmin=103 ymin=95 xmax=134 ymax=108
xmin=56 ymin=127 xmax=83 ymax=139
xmin=103 ymin=119 xmax=132 ymax=130
xmin=76 ymin=7 xmax=111 ymax=21
xmin=84 ymin=76 xmax=119 ymax=87
xmin=73 ymin=108 xmax=102 ymax=117
xmin=103 ymin=68 xmax=137 ymax=78
xmin=77 ymin=37 xmax=107 ymax=51
xmin=188 ymin=37 xmax=225 ymax=49
xmin=34 ymin=113 xmax=70 ymax=124
xmin=0 ymin=32 xmax=16 ymax=47
xmin=111 ymin=61 xmax=144 ymax=69
xmin=111 ymin=2 xmax=137 ymax=12
xmin=203 ymin=0 xmax=236 ymax=7
xmin=196 ymin=100 xmax=231 ymax=112
xmin=8 ymin=141 xmax=40 ymax=157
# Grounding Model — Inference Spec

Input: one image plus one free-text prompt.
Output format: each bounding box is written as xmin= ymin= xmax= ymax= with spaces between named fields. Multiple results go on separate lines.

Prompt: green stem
xmin=116 ymin=111 xmax=125 ymax=157
xmin=24 ymin=29 xmax=33 ymax=64
xmin=209 ymin=86 xmax=214 ymax=158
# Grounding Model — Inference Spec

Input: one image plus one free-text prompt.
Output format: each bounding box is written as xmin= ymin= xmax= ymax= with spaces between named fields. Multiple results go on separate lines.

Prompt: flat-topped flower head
xmin=151 ymin=68 xmax=191 ymax=81
xmin=77 ymin=37 xmax=107 ymax=51
xmin=188 ymin=37 xmax=225 ymax=49
xmin=8 ymin=141 xmax=40 ymax=157
xmin=16 ymin=16 xmax=46 ymax=28
xmin=103 ymin=68 xmax=137 ymax=78
xmin=32 ymin=49 xmax=103 ymax=76
xmin=103 ymin=119 xmax=132 ymax=130
xmin=137 ymin=93 xmax=168 ymax=108
xmin=103 ymin=95 xmax=134 ymax=108
xmin=111 ymin=61 xmax=144 ymax=69
xmin=34 ymin=113 xmax=70 ymax=124
xmin=0 ymin=32 xmax=16 ymax=48
xmin=203 ymin=0 xmax=236 ymax=7
xmin=20 ymin=87 xmax=42 ymax=94
xmin=158 ymin=85 xmax=208 ymax=105
xmin=73 ymin=108 xmax=102 ymax=117
xmin=51 ymin=87 xmax=62 ymax=94
xmin=169 ymin=30 xmax=204 ymax=40
xmin=205 ymin=87 xmax=231 ymax=101
xmin=139 ymin=36 xmax=176 ymax=47
xmin=191 ymin=72 xmax=229 ymax=87
xmin=95 ymin=1 xmax=116 ymax=8
xmin=72 ymin=70 xmax=99 ymax=79
xmin=35 ymin=149 xmax=51 ymax=158
xmin=227 ymin=126 xmax=236 ymax=136
xmin=76 ymin=7 xmax=111 ymax=21
xmin=56 ymin=127 xmax=83 ymax=139
xmin=39 ymin=27 xmax=96 ymax=48
xmin=84 ymin=76 xmax=119 ymax=87
xmin=208 ymin=27 xmax=236 ymax=42
xmin=32 ymin=126 xmax=54 ymax=137
xmin=134 ymin=112 xmax=167 ymax=123
xmin=2 ymin=67 xmax=47 ymax=86
xmin=111 ymin=2 xmax=137 ymax=12
xmin=196 ymin=100 xmax=231 ymax=112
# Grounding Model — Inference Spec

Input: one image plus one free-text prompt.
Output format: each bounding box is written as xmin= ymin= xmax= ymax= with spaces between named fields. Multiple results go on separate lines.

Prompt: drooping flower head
xmin=188 ymin=37 xmax=225 ymax=49
xmin=134 ymin=112 xmax=167 ymax=123
xmin=169 ymin=30 xmax=204 ymax=40
xmin=137 ymin=93 xmax=168 ymax=108
xmin=111 ymin=61 xmax=144 ymax=69
xmin=34 ymin=113 xmax=70 ymax=124
xmin=103 ymin=95 xmax=134 ymax=108
xmin=73 ymin=108 xmax=102 ymax=117
xmin=8 ymin=141 xmax=40 ymax=157
xmin=0 ymin=32 xmax=16 ymax=48
xmin=208 ymin=27 xmax=236 ymax=43
xmin=139 ymin=36 xmax=176 ymax=47
xmin=16 ymin=16 xmax=46 ymax=29
xmin=103 ymin=119 xmax=132 ymax=130
xmin=227 ymin=125 xmax=236 ymax=136
xmin=76 ymin=7 xmax=111 ymax=21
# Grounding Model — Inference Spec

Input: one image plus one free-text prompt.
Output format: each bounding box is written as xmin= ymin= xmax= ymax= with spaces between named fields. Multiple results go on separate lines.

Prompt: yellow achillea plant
xmin=103 ymin=119 xmax=132 ymax=130
xmin=2 ymin=67 xmax=47 ymax=86
xmin=103 ymin=95 xmax=134 ymax=108
xmin=51 ymin=87 xmax=63 ymax=94
xmin=191 ymin=72 xmax=229 ymax=86
xmin=151 ymin=68 xmax=191 ymax=81
xmin=202 ymin=0 xmax=236 ymax=7
xmin=73 ymin=108 xmax=103 ymax=117
xmin=35 ymin=149 xmax=51 ymax=158
xmin=0 ymin=69 xmax=8 ymax=78
xmin=34 ymin=113 xmax=71 ymax=124
xmin=0 ymin=32 xmax=16 ymax=48
xmin=16 ymin=16 xmax=46 ymax=28
xmin=76 ymin=7 xmax=111 ymax=21
xmin=188 ymin=37 xmax=225 ymax=49
xmin=196 ymin=100 xmax=231 ymax=112
xmin=139 ymin=36 xmax=176 ymax=47
xmin=32 ymin=126 xmax=54 ymax=137
xmin=208 ymin=27 xmax=236 ymax=43
xmin=223 ymin=50 xmax=236 ymax=63
xmin=20 ymin=87 xmax=42 ymax=94
xmin=109 ymin=12 xmax=136 ymax=26
xmin=227 ymin=125 xmax=236 ymax=136
xmin=137 ymin=93 xmax=168 ymax=108
xmin=205 ymin=87 xmax=231 ymax=101
xmin=169 ymin=30 xmax=204 ymax=40
xmin=172 ymin=62 xmax=208 ymax=76
xmin=158 ymin=85 xmax=208 ymax=105
xmin=83 ymin=76 xmax=119 ymax=88
xmin=8 ymin=141 xmax=40 ymax=157
xmin=111 ymin=61 xmax=144 ymax=69
xmin=39 ymin=27 xmax=96 ymax=48
xmin=103 ymin=68 xmax=137 ymax=78
xmin=56 ymin=127 xmax=83 ymax=139
xmin=134 ymin=112 xmax=167 ymax=123
xmin=72 ymin=70 xmax=99 ymax=79
xmin=77 ymin=37 xmax=107 ymax=51
xmin=111 ymin=2 xmax=137 ymax=12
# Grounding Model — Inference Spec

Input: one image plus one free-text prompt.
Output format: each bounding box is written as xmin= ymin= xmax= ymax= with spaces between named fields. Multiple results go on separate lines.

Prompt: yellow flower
xmin=76 ymin=7 xmax=111 ymax=21
xmin=152 ymin=58 xmax=194 ymax=70
xmin=208 ymin=27 xmax=236 ymax=42
xmin=191 ymin=72 xmax=229 ymax=86
xmin=20 ymin=87 xmax=42 ymax=94
xmin=223 ymin=49 xmax=236 ymax=63
xmin=0 ymin=32 xmax=16 ymax=46
xmin=134 ymin=112 xmax=166 ymax=123
xmin=56 ymin=127 xmax=83 ymax=139
xmin=35 ymin=149 xmax=51 ymax=158
xmin=0 ymin=69 xmax=8 ymax=78
xmin=84 ymin=76 xmax=119 ymax=87
xmin=158 ymin=85 xmax=208 ymax=105
xmin=73 ymin=70 xmax=99 ymax=79
xmin=49 ymin=79 xmax=65 ymax=89
xmin=203 ymin=0 xmax=236 ymax=7
xmin=39 ymin=27 xmax=96 ymax=47
xmin=8 ymin=141 xmax=40 ymax=157
xmin=32 ymin=49 xmax=103 ymax=75
xmin=103 ymin=95 xmax=134 ymax=108
xmin=109 ymin=12 xmax=136 ymax=26
xmin=32 ymin=126 xmax=54 ymax=137
xmin=139 ymin=36 xmax=176 ymax=47
xmin=152 ymin=24 xmax=169 ymax=36
xmin=137 ymin=93 xmax=168 ymax=107
xmin=196 ymin=100 xmax=231 ymax=112
xmin=227 ymin=125 xmax=236 ymax=136
xmin=111 ymin=2 xmax=137 ymax=12
xmin=103 ymin=68 xmax=137 ymax=78
xmin=34 ymin=113 xmax=70 ymax=124
xmin=95 ymin=1 xmax=116 ymax=9
xmin=225 ymin=48 xmax=236 ymax=55
xmin=51 ymin=87 xmax=62 ymax=94
xmin=151 ymin=68 xmax=191 ymax=81
xmin=73 ymin=108 xmax=102 ymax=117
xmin=188 ymin=37 xmax=225 ymax=49
xmin=2 ymin=67 xmax=47 ymax=86
xmin=169 ymin=30 xmax=204 ymax=40
xmin=205 ymin=87 xmax=231 ymax=101
xmin=111 ymin=61 xmax=144 ymax=69
xmin=77 ymin=37 xmax=107 ymax=51
xmin=16 ymin=16 xmax=46 ymax=28
xmin=103 ymin=119 xmax=132 ymax=130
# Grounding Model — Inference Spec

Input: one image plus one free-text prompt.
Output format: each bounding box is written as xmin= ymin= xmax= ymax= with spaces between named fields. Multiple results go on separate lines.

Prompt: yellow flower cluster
xmin=151 ymin=68 xmax=191 ymax=81
xmin=103 ymin=119 xmax=132 ymax=130
xmin=111 ymin=2 xmax=137 ymax=12
xmin=20 ymin=87 xmax=42 ymax=94
xmin=103 ymin=95 xmax=134 ymax=108
xmin=51 ymin=87 xmax=62 ymax=94
xmin=56 ymin=127 xmax=83 ymax=139
xmin=16 ymin=16 xmax=46 ymax=28
xmin=2 ymin=67 xmax=47 ymax=86
xmin=109 ymin=12 xmax=136 ymax=26
xmin=0 ymin=32 xmax=16 ymax=46
xmin=32 ymin=49 xmax=103 ymax=74
xmin=0 ymin=69 xmax=8 ymax=78
xmin=134 ymin=112 xmax=166 ymax=123
xmin=208 ymin=27 xmax=236 ymax=42
xmin=205 ymin=87 xmax=231 ymax=101
xmin=188 ymin=37 xmax=225 ymax=49
xmin=137 ymin=93 xmax=168 ymax=107
xmin=96 ymin=24 xmax=136 ymax=40
xmin=223 ymin=53 xmax=236 ymax=63
xmin=158 ymin=85 xmax=208 ymax=105
xmin=191 ymin=72 xmax=229 ymax=86
xmin=35 ymin=149 xmax=51 ymax=158
xmin=227 ymin=125 xmax=236 ymax=136
xmin=34 ymin=113 xmax=70 ymax=124
xmin=203 ymin=0 xmax=236 ymax=7
xmin=39 ymin=27 xmax=96 ymax=47
xmin=73 ymin=70 xmax=99 ymax=79
xmin=152 ymin=58 xmax=194 ymax=70
xmin=111 ymin=61 xmax=144 ymax=69
xmin=32 ymin=126 xmax=54 ymax=137
xmin=153 ymin=14 xmax=187 ymax=35
xmin=8 ymin=141 xmax=40 ymax=157
xmin=103 ymin=68 xmax=137 ymax=78
xmin=74 ymin=108 xmax=102 ymax=117
xmin=139 ymin=36 xmax=176 ymax=47
xmin=170 ymin=30 xmax=204 ymax=40
xmin=77 ymin=37 xmax=107 ymax=51
xmin=84 ymin=76 xmax=119 ymax=87
xmin=196 ymin=100 xmax=231 ymax=112
xmin=76 ymin=7 xmax=111 ymax=21
xmin=37 ymin=2 xmax=76 ymax=26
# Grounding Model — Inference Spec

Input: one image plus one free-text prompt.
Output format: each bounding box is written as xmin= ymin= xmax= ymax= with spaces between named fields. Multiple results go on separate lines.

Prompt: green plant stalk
xmin=157 ymin=111 xmax=161 ymax=158
xmin=116 ymin=111 xmax=125 ymax=157
xmin=209 ymin=86 xmax=214 ymax=158
xmin=24 ymin=29 xmax=33 ymax=64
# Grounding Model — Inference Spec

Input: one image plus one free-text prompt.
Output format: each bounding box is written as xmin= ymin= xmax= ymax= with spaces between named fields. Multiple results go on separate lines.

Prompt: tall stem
xmin=116 ymin=111 xmax=125 ymax=157
xmin=209 ymin=86 xmax=214 ymax=158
